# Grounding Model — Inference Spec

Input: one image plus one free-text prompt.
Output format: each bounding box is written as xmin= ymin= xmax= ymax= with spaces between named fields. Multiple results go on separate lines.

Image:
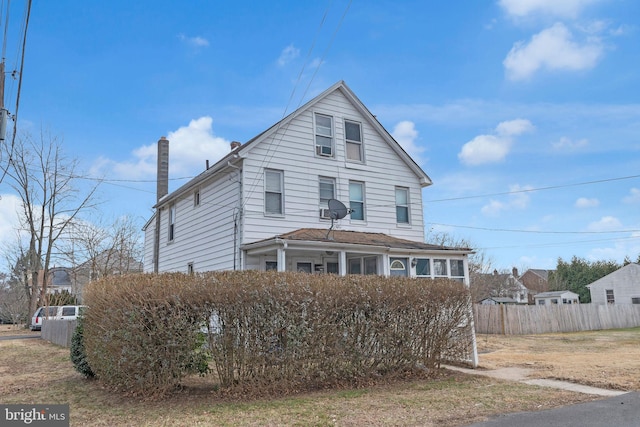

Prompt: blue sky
xmin=1 ymin=0 xmax=639 ymax=272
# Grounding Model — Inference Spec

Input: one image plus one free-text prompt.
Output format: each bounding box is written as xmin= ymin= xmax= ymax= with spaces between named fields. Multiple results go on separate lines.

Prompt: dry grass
xmin=3 ymin=325 xmax=639 ymax=426
xmin=476 ymin=327 xmax=640 ymax=391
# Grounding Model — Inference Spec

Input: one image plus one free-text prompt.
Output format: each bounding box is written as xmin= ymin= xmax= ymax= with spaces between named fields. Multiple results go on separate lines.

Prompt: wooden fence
xmin=474 ymin=304 xmax=640 ymax=335
xmin=41 ymin=319 xmax=77 ymax=347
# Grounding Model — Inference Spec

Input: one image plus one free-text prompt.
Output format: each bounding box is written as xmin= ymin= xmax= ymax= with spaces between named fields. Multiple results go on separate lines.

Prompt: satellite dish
xmin=325 ymin=199 xmax=353 ymax=239
xmin=328 ymin=199 xmax=350 ymax=220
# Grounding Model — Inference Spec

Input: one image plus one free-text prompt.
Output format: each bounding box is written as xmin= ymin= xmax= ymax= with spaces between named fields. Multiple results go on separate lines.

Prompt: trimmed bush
xmin=82 ymin=271 xmax=474 ymax=398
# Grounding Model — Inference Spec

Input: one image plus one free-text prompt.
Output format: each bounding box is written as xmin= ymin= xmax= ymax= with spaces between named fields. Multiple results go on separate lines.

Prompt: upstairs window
xmin=395 ymin=187 xmax=410 ymax=224
xmin=194 ymin=190 xmax=200 ymax=207
xmin=319 ymin=177 xmax=336 ymax=219
xmin=345 ymin=120 xmax=363 ymax=161
xmin=265 ymin=169 xmax=284 ymax=215
xmin=349 ymin=181 xmax=365 ymax=220
xmin=315 ymin=113 xmax=333 ymax=157
xmin=168 ymin=204 xmax=176 ymax=241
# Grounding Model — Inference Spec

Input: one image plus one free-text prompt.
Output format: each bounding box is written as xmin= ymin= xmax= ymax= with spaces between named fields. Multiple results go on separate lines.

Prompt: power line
xmin=425 ymin=174 xmax=640 ymax=203
xmin=427 ymin=222 xmax=640 ymax=235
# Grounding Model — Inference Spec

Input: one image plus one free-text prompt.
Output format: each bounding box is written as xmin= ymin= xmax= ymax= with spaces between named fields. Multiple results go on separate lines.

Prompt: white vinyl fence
xmin=474 ymin=303 xmax=640 ymax=335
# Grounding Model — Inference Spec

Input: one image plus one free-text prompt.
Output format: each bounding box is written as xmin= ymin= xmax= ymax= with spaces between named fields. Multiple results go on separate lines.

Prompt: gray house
xmin=587 ymin=263 xmax=640 ymax=305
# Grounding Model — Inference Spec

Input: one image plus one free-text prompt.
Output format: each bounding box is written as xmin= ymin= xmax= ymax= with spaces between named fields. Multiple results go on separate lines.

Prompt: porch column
xmin=382 ymin=253 xmax=390 ymax=276
xmin=462 ymin=254 xmax=470 ymax=287
xmin=277 ymin=246 xmax=286 ymax=272
xmin=339 ymin=250 xmax=347 ymax=276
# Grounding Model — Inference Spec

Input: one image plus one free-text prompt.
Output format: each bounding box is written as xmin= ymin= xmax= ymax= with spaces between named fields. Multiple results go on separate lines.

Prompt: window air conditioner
xmin=316 ymin=145 xmax=332 ymax=156
xmin=319 ymin=208 xmax=332 ymax=219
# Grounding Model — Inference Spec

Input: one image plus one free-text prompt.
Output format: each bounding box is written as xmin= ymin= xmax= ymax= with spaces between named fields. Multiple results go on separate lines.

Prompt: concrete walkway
xmin=444 ymin=365 xmax=627 ymax=397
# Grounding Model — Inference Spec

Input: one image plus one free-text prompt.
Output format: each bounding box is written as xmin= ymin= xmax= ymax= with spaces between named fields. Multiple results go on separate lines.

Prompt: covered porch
xmin=242 ymin=228 xmax=473 ymax=285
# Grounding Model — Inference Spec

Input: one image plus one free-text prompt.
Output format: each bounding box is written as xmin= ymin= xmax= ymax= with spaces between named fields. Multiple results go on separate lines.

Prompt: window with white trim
xmin=416 ymin=258 xmax=430 ymax=277
xmin=315 ymin=113 xmax=333 ymax=157
xmin=265 ymin=169 xmax=284 ymax=215
xmin=194 ymin=190 xmax=200 ymax=207
xmin=168 ymin=204 xmax=176 ymax=241
xmin=606 ymin=289 xmax=615 ymax=304
xmin=319 ymin=177 xmax=335 ymax=218
xmin=345 ymin=120 xmax=363 ymax=161
xmin=349 ymin=181 xmax=365 ymax=220
xmin=395 ymin=187 xmax=410 ymax=224
xmin=450 ymin=260 xmax=465 ymax=281
xmin=433 ymin=259 xmax=447 ymax=276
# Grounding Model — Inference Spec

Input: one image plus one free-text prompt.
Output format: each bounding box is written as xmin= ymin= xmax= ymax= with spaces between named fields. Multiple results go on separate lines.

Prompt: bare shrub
xmin=82 ymin=271 xmax=472 ymax=398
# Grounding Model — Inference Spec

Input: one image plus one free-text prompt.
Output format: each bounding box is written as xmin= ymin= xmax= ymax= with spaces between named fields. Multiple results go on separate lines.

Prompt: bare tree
xmin=58 ymin=215 xmax=143 ymax=301
xmin=0 ymin=129 xmax=100 ymax=317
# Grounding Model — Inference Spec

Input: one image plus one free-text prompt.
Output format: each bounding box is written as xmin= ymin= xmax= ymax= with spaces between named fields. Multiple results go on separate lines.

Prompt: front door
xmin=390 ymin=257 xmax=408 ymax=277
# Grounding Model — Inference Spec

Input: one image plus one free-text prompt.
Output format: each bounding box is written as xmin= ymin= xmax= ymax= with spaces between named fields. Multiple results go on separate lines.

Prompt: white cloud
xmin=499 ymin=0 xmax=602 ymax=19
xmin=481 ymin=184 xmax=532 ymax=216
xmin=586 ymin=216 xmax=623 ymax=232
xmin=391 ymin=121 xmax=426 ymax=164
xmin=503 ymin=23 xmax=603 ymax=81
xmin=575 ymin=197 xmax=599 ymax=208
xmin=93 ymin=117 xmax=230 ymax=180
xmin=459 ymin=119 xmax=533 ymax=165
xmin=0 ymin=194 xmax=21 ymax=247
xmin=178 ymin=34 xmax=210 ymax=48
xmin=623 ymin=188 xmax=640 ymax=204
xmin=553 ymin=136 xmax=589 ymax=150
xmin=278 ymin=44 xmax=300 ymax=67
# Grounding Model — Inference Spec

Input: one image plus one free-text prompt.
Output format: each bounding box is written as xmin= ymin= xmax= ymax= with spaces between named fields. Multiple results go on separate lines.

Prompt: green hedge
xmin=83 ymin=271 xmax=473 ymax=398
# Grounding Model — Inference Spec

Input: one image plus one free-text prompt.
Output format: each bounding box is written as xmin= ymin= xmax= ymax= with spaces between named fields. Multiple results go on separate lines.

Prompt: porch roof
xmin=242 ymin=228 xmax=473 ymax=254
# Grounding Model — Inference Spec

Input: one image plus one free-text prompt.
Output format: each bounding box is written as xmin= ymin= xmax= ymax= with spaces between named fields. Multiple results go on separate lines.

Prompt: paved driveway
xmin=465 ymin=392 xmax=639 ymax=427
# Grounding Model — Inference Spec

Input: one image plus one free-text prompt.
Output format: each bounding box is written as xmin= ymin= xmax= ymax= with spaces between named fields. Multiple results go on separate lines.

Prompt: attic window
xmin=194 ymin=190 xmax=200 ymax=207
xmin=315 ymin=113 xmax=333 ymax=157
xmin=345 ymin=120 xmax=362 ymax=161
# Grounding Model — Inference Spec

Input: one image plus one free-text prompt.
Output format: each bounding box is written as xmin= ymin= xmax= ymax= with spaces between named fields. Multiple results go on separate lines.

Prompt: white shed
xmin=534 ymin=291 xmax=580 ymax=306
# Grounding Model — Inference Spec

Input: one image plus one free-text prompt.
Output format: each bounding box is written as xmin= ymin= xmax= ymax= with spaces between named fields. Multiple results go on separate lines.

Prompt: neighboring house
xmin=478 ymin=297 xmax=517 ymax=305
xmin=534 ymin=291 xmax=580 ymax=306
xmin=473 ymin=268 xmax=529 ymax=304
xmin=143 ymin=81 xmax=473 ymax=282
xmin=518 ymin=268 xmax=552 ymax=303
xmin=587 ymin=263 xmax=640 ymax=305
xmin=72 ymin=250 xmax=143 ymax=302
xmin=47 ymin=267 xmax=72 ymax=295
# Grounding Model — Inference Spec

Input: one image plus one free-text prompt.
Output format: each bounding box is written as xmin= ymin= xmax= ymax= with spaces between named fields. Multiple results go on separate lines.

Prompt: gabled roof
xmin=586 ymin=263 xmax=640 ymax=289
xmin=243 ymin=228 xmax=472 ymax=254
xmin=534 ymin=290 xmax=577 ymax=298
xmin=153 ymin=81 xmax=432 ymax=210
xmin=523 ymin=269 xmax=550 ymax=280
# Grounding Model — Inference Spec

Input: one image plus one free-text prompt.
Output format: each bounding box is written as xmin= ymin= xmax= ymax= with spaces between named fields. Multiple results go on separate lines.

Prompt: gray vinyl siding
xmin=155 ymin=170 xmax=241 ymax=273
xmin=241 ymin=90 xmax=425 ymax=244
xmin=588 ymin=264 xmax=640 ymax=305
xmin=142 ymin=217 xmax=155 ymax=272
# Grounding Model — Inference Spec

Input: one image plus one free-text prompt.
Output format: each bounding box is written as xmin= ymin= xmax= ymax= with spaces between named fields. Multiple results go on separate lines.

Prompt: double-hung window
xmin=319 ymin=177 xmax=336 ymax=218
xmin=395 ymin=187 xmax=410 ymax=224
xmin=345 ymin=120 xmax=363 ymax=161
xmin=265 ymin=169 xmax=284 ymax=215
xmin=315 ymin=113 xmax=333 ymax=157
xmin=349 ymin=181 xmax=365 ymax=220
xmin=168 ymin=204 xmax=176 ymax=241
